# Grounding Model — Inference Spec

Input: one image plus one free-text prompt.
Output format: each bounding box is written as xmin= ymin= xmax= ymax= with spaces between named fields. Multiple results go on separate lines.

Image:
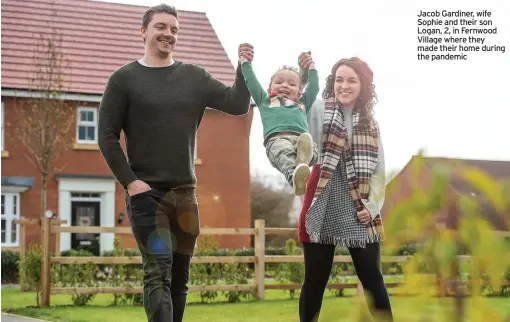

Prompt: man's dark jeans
xmin=126 ymin=186 xmax=200 ymax=322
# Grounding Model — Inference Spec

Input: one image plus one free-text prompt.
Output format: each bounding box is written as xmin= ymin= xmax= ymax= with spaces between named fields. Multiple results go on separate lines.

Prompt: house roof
xmin=421 ymin=157 xmax=510 ymax=193
xmin=1 ymin=0 xmax=237 ymax=95
xmin=414 ymin=156 xmax=510 ymax=231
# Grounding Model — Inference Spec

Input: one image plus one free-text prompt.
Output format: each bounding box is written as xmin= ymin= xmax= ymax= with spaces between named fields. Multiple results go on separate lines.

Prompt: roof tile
xmin=1 ymin=0 xmax=236 ymax=95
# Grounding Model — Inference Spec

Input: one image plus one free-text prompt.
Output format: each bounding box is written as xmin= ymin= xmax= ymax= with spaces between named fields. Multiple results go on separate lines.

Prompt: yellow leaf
xmin=458 ymin=166 xmax=506 ymax=213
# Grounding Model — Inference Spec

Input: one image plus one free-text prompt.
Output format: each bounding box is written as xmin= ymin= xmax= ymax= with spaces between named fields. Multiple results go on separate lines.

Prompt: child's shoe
xmin=296 ymin=132 xmax=314 ymax=165
xmin=293 ymin=163 xmax=310 ymax=196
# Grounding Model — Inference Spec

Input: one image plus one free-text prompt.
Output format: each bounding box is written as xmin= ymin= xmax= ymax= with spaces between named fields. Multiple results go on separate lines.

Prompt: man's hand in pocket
xmin=127 ymin=180 xmax=151 ymax=197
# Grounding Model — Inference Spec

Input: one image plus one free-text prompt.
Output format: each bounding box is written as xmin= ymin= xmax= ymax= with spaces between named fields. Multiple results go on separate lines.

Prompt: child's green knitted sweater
xmin=241 ymin=62 xmax=319 ymax=143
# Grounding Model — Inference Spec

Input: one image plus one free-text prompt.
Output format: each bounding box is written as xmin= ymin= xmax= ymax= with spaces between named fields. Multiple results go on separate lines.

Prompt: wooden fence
xmin=13 ymin=218 xmax=413 ymax=307
xmin=12 ymin=217 xmax=67 ymax=291
xmin=12 ymin=217 xmax=510 ymax=308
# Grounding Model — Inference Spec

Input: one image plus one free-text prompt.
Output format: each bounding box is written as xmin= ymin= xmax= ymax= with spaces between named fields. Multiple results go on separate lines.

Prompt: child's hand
xmin=298 ymin=51 xmax=315 ymax=70
xmin=238 ymin=43 xmax=254 ymax=64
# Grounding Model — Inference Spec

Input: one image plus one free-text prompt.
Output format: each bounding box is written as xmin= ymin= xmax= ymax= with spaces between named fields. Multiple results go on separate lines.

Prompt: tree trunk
xmin=41 ymin=175 xmax=47 ymax=219
xmin=39 ymin=174 xmax=51 ymax=307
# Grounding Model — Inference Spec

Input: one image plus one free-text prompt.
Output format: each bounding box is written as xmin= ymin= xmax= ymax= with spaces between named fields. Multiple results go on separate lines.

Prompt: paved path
xmin=1 ymin=313 xmax=48 ymax=322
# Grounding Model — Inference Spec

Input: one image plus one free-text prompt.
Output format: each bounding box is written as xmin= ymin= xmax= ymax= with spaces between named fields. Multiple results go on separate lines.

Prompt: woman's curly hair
xmin=322 ymin=57 xmax=378 ymax=127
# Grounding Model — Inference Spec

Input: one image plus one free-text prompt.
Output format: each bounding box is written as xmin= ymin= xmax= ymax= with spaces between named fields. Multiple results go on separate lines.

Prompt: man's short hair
xmin=142 ymin=3 xmax=178 ymax=28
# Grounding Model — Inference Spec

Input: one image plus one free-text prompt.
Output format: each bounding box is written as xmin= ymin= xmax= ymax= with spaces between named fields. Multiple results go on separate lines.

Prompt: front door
xmin=71 ymin=201 xmax=100 ymax=256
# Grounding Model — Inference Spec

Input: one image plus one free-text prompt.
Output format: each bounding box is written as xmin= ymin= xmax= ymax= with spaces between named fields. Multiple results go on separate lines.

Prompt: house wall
xmin=381 ymin=158 xmax=468 ymax=233
xmin=194 ymin=109 xmax=253 ymax=248
xmin=1 ymin=96 xmax=253 ymax=252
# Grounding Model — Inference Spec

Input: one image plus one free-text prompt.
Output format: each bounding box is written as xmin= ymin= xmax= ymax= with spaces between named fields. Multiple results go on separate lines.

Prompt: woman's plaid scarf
xmin=310 ymin=97 xmax=385 ymax=239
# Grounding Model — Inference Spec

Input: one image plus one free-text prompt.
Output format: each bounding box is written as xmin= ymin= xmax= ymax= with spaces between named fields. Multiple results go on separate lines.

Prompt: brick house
xmin=1 ymin=0 xmax=254 ymax=254
xmin=381 ymin=156 xmax=510 ymax=233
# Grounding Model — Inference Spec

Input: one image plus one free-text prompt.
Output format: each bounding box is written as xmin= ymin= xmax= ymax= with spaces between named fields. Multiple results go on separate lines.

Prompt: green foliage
xmin=275 ymin=239 xmax=304 ymax=299
xmin=221 ymin=260 xmax=255 ymax=303
xmin=190 ymin=235 xmax=221 ymax=303
xmin=52 ymin=241 xmax=144 ymax=306
xmin=378 ymin=156 xmax=510 ymax=321
xmin=190 ymin=235 xmax=255 ymax=303
xmin=1 ymin=250 xmax=20 ymax=284
xmin=106 ymin=239 xmax=143 ymax=306
xmin=18 ymin=244 xmax=42 ymax=306
xmin=18 ymin=158 xmax=508 ymax=320
xmin=328 ymin=264 xmax=349 ymax=297
xmin=53 ymin=249 xmax=97 ymax=306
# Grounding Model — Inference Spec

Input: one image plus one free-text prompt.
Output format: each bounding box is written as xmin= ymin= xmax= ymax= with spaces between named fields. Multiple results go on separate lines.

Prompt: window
xmin=1 ymin=101 xmax=4 ymax=151
xmin=76 ymin=107 xmax=98 ymax=144
xmin=1 ymin=193 xmax=20 ymax=246
xmin=71 ymin=192 xmax=101 ymax=198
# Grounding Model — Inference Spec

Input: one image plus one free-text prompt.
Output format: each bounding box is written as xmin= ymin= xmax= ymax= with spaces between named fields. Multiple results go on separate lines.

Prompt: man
xmin=98 ymin=4 xmax=253 ymax=322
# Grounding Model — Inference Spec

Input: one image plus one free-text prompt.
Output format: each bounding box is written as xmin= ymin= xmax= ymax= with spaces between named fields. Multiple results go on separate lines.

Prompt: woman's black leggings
xmin=299 ymin=242 xmax=393 ymax=321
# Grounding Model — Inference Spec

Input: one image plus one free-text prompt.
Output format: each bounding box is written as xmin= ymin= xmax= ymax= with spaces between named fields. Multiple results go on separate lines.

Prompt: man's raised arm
xmin=203 ymin=43 xmax=254 ymax=115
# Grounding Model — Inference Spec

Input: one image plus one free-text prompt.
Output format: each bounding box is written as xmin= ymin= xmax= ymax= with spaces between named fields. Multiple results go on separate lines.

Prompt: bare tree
xmin=251 ymin=174 xmax=295 ymax=247
xmin=13 ymin=12 xmax=75 ymax=221
xmin=10 ymin=4 xmax=77 ymax=307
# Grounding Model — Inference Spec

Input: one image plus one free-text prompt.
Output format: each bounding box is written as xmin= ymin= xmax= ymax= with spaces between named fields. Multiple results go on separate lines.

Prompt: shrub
xmin=328 ymin=263 xmax=349 ymax=297
xmin=190 ymin=235 xmax=221 ymax=303
xmin=19 ymin=244 xmax=42 ymax=306
xmin=275 ymin=239 xmax=304 ymax=299
xmin=53 ymin=248 xmax=97 ymax=306
xmin=1 ymin=250 xmax=20 ymax=284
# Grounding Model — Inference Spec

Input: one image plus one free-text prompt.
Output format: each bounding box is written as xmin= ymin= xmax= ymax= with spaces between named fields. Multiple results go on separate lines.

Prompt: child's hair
xmin=269 ymin=65 xmax=308 ymax=90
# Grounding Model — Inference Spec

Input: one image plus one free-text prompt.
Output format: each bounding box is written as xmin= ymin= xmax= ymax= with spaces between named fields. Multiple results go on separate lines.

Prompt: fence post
xmin=40 ymin=216 xmax=51 ymax=307
xmin=19 ymin=217 xmax=27 ymax=291
xmin=54 ymin=222 xmax=61 ymax=256
xmin=254 ymin=219 xmax=265 ymax=300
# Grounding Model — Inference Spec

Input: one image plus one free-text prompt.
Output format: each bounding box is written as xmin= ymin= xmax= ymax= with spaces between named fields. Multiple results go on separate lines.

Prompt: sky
xmin=96 ymin=0 xmax=510 ymax=181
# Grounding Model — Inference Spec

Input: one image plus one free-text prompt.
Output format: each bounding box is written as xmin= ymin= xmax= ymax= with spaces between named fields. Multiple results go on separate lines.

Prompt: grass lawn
xmin=2 ymin=287 xmax=509 ymax=322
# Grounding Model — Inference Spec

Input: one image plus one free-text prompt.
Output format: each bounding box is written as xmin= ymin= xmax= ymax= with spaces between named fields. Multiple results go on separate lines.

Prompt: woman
xmin=298 ymin=57 xmax=393 ymax=321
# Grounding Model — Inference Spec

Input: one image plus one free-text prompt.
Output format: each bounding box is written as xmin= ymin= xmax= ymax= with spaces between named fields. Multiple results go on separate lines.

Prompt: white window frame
xmin=1 ymin=192 xmax=21 ymax=247
xmin=76 ymin=107 xmax=98 ymax=144
xmin=1 ymin=101 xmax=4 ymax=151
